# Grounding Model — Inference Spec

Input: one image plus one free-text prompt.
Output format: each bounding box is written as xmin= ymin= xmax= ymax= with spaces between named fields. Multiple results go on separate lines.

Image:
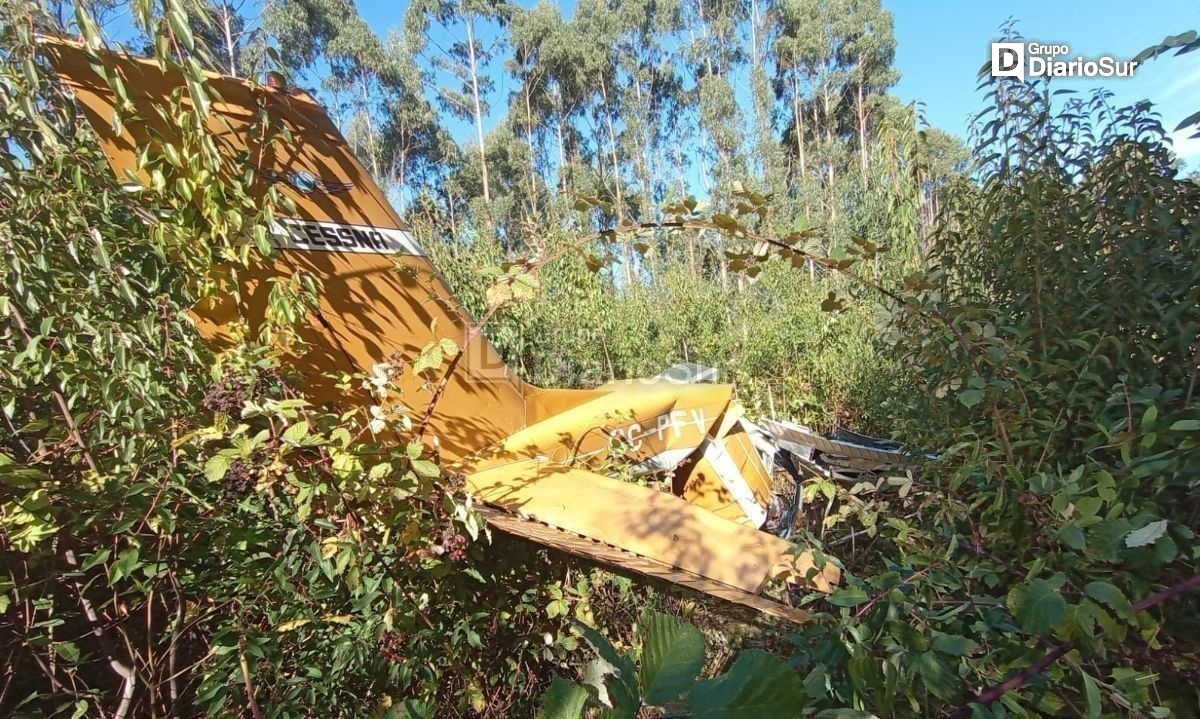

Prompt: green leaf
xmin=1154 ymin=533 xmax=1177 ymax=563
xmin=410 ymin=459 xmax=440 ymax=478
xmin=826 ymin=586 xmax=869 ymax=607
xmin=538 ymin=678 xmax=588 ymax=719
xmin=1080 ymin=669 xmax=1102 ymax=719
xmin=577 ymin=623 xmax=639 ymax=718
xmin=204 ymin=454 xmax=231 ymax=482
xmin=640 ymin=612 xmax=706 ymax=706
xmin=1169 ymin=420 xmax=1200 ymax=431
xmin=412 ymin=344 xmax=444 ymax=375
xmin=1083 ymin=581 xmax=1133 ymax=620
xmin=1059 ymin=524 xmax=1086 ymax=550
xmin=55 ymin=641 xmax=81 ymax=663
xmin=81 ymin=548 xmax=111 ymax=572
xmin=282 ymin=421 xmax=309 ymax=445
xmin=110 ymin=546 xmax=141 ymax=585
xmin=957 ymin=388 xmax=985 ymax=408
xmin=1007 ymin=576 xmax=1069 ymax=633
xmin=687 ymin=649 xmax=805 ymax=719
xmin=931 ymin=633 xmax=977 ymax=656
xmin=381 ymin=700 xmax=433 ymax=719
xmin=1125 ymin=520 xmax=1168 ymax=548
xmin=166 ymin=2 xmax=195 ymax=51
xmin=914 ymin=651 xmax=959 ymax=700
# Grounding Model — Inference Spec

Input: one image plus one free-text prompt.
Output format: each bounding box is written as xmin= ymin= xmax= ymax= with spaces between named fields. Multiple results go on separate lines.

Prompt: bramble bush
xmin=0 ymin=6 xmax=629 ymax=717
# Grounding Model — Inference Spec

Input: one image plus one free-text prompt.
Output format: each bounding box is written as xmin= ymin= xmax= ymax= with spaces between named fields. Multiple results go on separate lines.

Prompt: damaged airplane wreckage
xmin=46 ymin=39 xmax=922 ymax=623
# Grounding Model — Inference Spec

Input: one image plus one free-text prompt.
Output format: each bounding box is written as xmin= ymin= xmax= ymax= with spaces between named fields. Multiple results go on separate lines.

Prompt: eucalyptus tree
xmin=191 ymin=0 xmax=261 ymax=77
xmin=378 ymin=30 xmax=459 ymax=210
xmin=571 ymin=0 xmax=627 ymax=220
xmin=406 ymin=0 xmax=513 ymax=204
xmin=838 ymin=0 xmax=898 ymax=182
xmin=266 ymin=0 xmax=450 ymax=204
xmin=509 ymin=3 xmax=598 ymax=201
xmin=506 ymin=2 xmax=566 ymax=220
xmin=142 ymin=0 xmax=262 ymax=77
xmin=267 ymin=0 xmax=390 ymax=176
xmin=913 ymin=125 xmax=970 ymax=233
xmin=746 ymin=0 xmax=786 ymax=198
xmin=677 ymin=0 xmax=750 ymax=286
xmin=610 ymin=0 xmax=685 ymax=222
xmin=774 ymin=0 xmax=861 ymax=221
xmin=682 ymin=0 xmax=748 ymax=193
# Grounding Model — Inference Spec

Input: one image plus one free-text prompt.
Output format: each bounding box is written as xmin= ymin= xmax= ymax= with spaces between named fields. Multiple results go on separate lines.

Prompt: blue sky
xmin=888 ymin=0 xmax=1200 ymax=164
xmin=100 ymin=0 xmax=1200 ymax=166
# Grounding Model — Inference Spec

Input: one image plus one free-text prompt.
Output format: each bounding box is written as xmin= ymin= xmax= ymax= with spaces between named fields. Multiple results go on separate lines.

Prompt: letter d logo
xmin=991 ymin=42 xmax=1025 ymax=81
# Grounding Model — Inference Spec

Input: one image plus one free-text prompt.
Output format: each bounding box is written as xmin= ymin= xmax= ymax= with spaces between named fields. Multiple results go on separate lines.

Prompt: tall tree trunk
xmin=791 ymin=74 xmax=807 ymax=178
xmin=698 ymin=153 xmax=728 ymax=289
xmin=553 ymin=84 xmax=567 ymax=192
xmin=822 ymin=85 xmax=837 ymax=222
xmin=219 ymin=2 xmax=236 ymax=76
xmin=856 ymin=79 xmax=868 ymax=183
xmin=465 ymin=16 xmax=491 ymax=203
xmin=555 ymin=117 xmax=566 ymax=190
xmin=789 ymin=72 xmax=811 ymax=218
xmin=598 ymin=74 xmax=624 ymax=221
xmin=632 ymin=76 xmax=658 ymax=280
xmin=358 ymin=69 xmax=379 ymax=180
xmin=696 ymin=0 xmax=714 ymax=77
xmin=672 ymin=143 xmax=698 ymax=280
xmin=633 ymin=76 xmax=655 ymax=212
xmin=523 ymin=66 xmax=538 ymax=220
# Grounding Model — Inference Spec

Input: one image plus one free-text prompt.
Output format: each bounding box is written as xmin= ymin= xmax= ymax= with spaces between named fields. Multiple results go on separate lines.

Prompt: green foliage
xmin=687 ymin=649 xmax=806 ymax=719
xmin=539 ymin=678 xmax=591 ymax=719
xmin=639 ymin=612 xmax=706 ymax=705
xmin=1007 ymin=575 xmax=1069 ymax=634
xmin=425 ymin=226 xmax=891 ymax=429
xmin=542 ymin=612 xmax=805 ymax=718
xmin=767 ymin=46 xmax=1200 ymax=719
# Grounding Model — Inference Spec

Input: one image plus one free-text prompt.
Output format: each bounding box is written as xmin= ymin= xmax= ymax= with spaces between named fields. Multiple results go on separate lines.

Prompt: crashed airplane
xmin=46 ymin=39 xmax=914 ymax=623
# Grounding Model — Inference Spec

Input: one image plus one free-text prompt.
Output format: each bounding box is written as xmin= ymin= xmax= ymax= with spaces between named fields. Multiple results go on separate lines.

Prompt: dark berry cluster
xmin=257 ymin=366 xmax=284 ymax=389
xmin=202 ymin=377 xmax=248 ymax=417
xmin=443 ymin=472 xmax=466 ymax=494
xmin=223 ymin=458 xmax=256 ymax=496
xmin=203 ymin=368 xmax=292 ymax=419
xmin=440 ymin=525 xmax=469 ymax=563
xmin=385 ymin=350 xmax=408 ymax=378
xmin=379 ymin=630 xmax=408 ymax=665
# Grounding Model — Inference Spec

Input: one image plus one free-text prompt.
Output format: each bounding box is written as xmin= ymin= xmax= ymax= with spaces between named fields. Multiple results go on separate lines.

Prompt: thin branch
xmin=7 ymin=303 xmax=99 ymax=473
xmin=62 ymin=550 xmax=137 ymax=719
xmin=946 ymin=572 xmax=1200 ymax=718
xmin=238 ymin=644 xmax=265 ymax=719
